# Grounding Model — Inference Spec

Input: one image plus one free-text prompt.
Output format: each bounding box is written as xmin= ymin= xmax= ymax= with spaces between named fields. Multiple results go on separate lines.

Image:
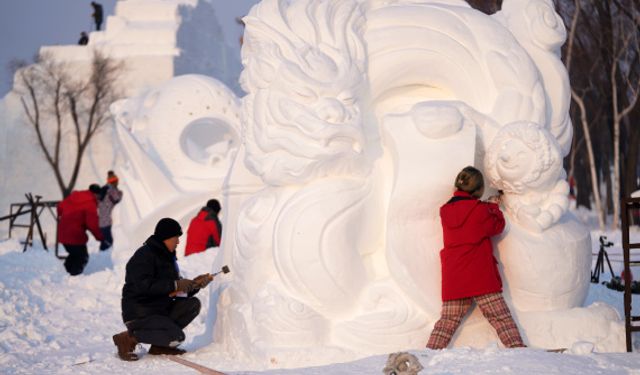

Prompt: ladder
xmin=621 ymin=196 xmax=640 ymax=352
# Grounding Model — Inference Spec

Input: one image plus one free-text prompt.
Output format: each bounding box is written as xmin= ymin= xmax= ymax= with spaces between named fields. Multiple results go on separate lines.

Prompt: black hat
xmin=89 ymin=184 xmax=102 ymax=194
xmin=206 ymin=199 xmax=221 ymax=213
xmin=154 ymin=218 xmax=183 ymax=241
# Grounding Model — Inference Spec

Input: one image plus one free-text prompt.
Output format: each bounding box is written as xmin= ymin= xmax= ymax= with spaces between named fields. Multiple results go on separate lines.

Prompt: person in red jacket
xmin=184 ymin=199 xmax=222 ymax=256
xmin=57 ymin=184 xmax=104 ymax=275
xmin=426 ymin=166 xmax=525 ymax=349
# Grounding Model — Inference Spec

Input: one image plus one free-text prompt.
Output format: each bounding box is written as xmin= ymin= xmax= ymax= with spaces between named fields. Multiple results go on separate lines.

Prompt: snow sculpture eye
xmin=180 ymin=117 xmax=238 ymax=166
xmin=315 ymin=98 xmax=347 ymax=123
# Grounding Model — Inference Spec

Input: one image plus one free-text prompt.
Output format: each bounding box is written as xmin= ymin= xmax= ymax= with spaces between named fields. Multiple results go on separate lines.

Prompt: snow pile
xmin=0 ymin=237 xmax=219 ymax=374
xmin=0 ymin=231 xmax=639 ymax=374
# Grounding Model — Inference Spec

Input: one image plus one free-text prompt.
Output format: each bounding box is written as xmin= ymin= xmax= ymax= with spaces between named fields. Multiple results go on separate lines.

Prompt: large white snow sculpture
xmin=206 ymin=0 xmax=625 ymax=366
xmin=110 ymin=74 xmax=241 ymax=257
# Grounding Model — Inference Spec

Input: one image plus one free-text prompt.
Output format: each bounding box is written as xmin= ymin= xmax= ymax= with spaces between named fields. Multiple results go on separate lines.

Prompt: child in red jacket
xmin=426 ymin=166 xmax=525 ymax=349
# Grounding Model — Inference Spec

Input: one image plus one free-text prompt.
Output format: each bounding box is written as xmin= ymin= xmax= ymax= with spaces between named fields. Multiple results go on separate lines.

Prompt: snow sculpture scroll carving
xmin=210 ymin=0 xmax=624 ymax=365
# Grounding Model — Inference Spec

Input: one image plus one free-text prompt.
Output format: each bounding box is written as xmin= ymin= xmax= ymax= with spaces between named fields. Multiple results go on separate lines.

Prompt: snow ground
xmin=1 ymin=222 xmax=640 ymax=374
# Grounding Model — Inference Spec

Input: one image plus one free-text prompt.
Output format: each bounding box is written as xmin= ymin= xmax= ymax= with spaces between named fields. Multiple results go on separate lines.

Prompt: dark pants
xmin=126 ymin=297 xmax=201 ymax=347
xmin=99 ymin=226 xmax=113 ymax=251
xmin=63 ymin=244 xmax=89 ymax=276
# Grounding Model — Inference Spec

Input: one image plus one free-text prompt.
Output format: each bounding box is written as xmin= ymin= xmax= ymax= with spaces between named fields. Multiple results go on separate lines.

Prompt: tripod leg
xmin=592 ymin=249 xmax=604 ymax=283
xmin=603 ymin=251 xmax=615 ymax=278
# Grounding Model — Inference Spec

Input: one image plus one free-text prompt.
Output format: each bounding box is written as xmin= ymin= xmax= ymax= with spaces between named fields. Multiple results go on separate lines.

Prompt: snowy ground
xmin=1 ymin=216 xmax=640 ymax=374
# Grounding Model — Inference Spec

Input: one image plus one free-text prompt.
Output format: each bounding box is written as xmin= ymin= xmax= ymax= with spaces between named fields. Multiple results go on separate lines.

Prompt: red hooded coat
xmin=184 ymin=208 xmax=221 ymax=256
xmin=57 ymin=190 xmax=103 ymax=245
xmin=439 ymin=190 xmax=505 ymax=301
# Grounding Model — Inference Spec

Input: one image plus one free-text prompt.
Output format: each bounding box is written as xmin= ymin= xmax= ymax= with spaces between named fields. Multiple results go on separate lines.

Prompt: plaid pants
xmin=426 ymin=292 xmax=525 ymax=349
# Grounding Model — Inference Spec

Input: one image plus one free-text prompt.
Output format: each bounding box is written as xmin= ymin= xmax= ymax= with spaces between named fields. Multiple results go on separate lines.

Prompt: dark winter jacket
xmin=57 ymin=190 xmax=104 ymax=245
xmin=92 ymin=3 xmax=103 ymax=22
xmin=121 ymin=235 xmax=197 ymax=322
xmin=184 ymin=207 xmax=222 ymax=256
xmin=439 ymin=190 xmax=505 ymax=301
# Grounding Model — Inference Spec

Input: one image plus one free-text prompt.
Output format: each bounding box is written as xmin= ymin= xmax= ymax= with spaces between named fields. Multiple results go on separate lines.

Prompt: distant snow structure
xmin=0 ymin=0 xmax=244 ymax=221
xmin=175 ymin=0 xmax=244 ymax=95
xmin=210 ymin=0 xmax=625 ymax=367
xmin=110 ymin=74 xmax=241 ymax=258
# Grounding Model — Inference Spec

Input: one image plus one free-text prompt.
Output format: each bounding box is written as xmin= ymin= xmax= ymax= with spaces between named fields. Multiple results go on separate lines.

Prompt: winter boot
xmin=148 ymin=345 xmax=187 ymax=355
xmin=112 ymin=331 xmax=139 ymax=361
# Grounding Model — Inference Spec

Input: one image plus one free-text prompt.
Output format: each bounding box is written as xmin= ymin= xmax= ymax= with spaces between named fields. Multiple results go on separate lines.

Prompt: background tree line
xmin=468 ymin=0 xmax=639 ymax=230
xmin=11 ymin=51 xmax=123 ymax=199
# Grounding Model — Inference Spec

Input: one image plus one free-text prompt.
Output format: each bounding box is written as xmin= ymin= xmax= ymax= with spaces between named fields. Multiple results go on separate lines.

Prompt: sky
xmin=0 ymin=0 xmax=258 ymax=97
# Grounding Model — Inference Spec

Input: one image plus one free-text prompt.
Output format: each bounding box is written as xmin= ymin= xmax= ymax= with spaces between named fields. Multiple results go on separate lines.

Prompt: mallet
xmin=211 ymin=265 xmax=230 ymax=277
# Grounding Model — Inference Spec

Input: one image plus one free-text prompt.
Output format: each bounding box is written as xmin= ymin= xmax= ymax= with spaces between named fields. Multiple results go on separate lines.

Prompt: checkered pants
xmin=426 ymin=292 xmax=525 ymax=349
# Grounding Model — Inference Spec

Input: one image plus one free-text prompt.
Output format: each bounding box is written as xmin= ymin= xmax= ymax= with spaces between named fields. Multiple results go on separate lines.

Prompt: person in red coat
xmin=184 ymin=199 xmax=222 ymax=256
xmin=426 ymin=166 xmax=525 ymax=349
xmin=57 ymin=184 xmax=104 ymax=275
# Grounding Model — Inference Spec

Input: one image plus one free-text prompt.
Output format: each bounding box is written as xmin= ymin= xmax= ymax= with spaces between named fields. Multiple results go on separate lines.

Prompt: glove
xmin=487 ymin=195 xmax=501 ymax=204
xmin=175 ymin=278 xmax=195 ymax=294
xmin=193 ymin=273 xmax=213 ymax=289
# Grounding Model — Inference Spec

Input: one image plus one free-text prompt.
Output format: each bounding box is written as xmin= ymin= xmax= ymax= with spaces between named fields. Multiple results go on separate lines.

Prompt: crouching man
xmin=112 ymin=218 xmax=214 ymax=361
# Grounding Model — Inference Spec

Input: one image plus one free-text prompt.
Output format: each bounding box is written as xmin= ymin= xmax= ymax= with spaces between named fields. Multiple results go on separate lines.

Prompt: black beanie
xmin=154 ymin=218 xmax=183 ymax=241
xmin=206 ymin=199 xmax=221 ymax=213
xmin=89 ymin=184 xmax=102 ymax=194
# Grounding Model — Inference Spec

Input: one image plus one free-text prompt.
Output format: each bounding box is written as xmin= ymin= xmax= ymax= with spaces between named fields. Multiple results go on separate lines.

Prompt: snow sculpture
xmin=110 ymin=75 xmax=240 ymax=257
xmin=485 ymin=122 xmax=568 ymax=232
xmin=494 ymin=0 xmax=573 ymax=156
xmin=208 ymin=0 xmax=625 ymax=365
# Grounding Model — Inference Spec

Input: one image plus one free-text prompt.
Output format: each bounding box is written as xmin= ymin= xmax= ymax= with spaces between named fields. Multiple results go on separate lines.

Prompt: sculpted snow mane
xmin=240 ymin=0 xmax=369 ymax=186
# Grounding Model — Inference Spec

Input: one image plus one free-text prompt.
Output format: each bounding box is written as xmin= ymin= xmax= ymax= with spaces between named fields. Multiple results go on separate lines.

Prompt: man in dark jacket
xmin=112 ymin=218 xmax=214 ymax=361
xmin=57 ymin=184 xmax=104 ymax=275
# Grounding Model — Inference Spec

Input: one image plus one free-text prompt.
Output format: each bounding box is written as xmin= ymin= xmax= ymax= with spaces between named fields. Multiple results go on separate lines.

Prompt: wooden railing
xmin=1 ymin=193 xmax=60 ymax=255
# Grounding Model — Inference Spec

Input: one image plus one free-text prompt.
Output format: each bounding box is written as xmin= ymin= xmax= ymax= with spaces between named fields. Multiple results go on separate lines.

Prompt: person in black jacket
xmin=78 ymin=31 xmax=89 ymax=45
xmin=112 ymin=218 xmax=214 ymax=361
xmin=91 ymin=2 xmax=104 ymax=30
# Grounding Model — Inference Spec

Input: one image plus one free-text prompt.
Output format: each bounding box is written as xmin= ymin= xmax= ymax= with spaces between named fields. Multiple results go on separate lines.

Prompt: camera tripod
xmin=591 ymin=235 xmax=615 ymax=283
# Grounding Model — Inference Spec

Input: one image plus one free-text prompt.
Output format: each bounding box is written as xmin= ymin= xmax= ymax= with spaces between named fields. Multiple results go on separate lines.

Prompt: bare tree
xmin=14 ymin=51 xmax=124 ymax=198
xmin=609 ymin=0 xmax=640 ymax=228
xmin=562 ymin=0 xmax=607 ymax=230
